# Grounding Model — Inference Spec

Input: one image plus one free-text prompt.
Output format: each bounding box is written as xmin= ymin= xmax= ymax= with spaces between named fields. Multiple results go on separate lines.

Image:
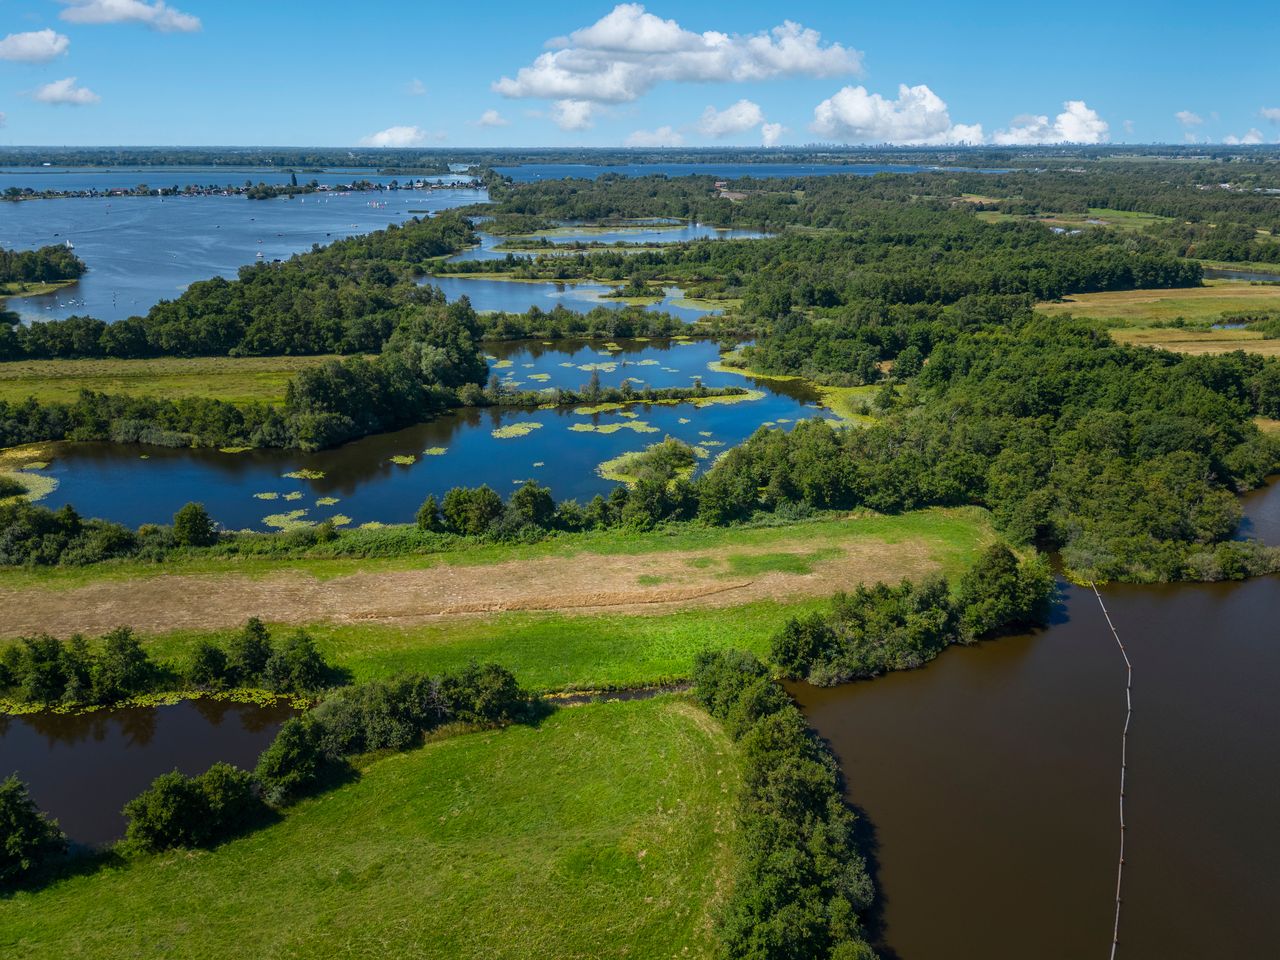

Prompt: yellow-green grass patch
xmin=1038 ymin=281 xmax=1280 ymax=323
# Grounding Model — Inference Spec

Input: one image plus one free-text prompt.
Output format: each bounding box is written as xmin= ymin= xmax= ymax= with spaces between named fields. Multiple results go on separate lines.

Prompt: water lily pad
xmin=569 ymin=421 xmax=659 ymax=435
xmin=388 ymin=454 xmax=416 ymax=465
xmin=283 ymin=491 xmax=304 ymax=501
xmin=253 ymin=492 xmax=280 ymax=500
xmin=316 ymin=497 xmax=340 ymax=506
xmin=283 ymin=469 xmax=325 ymax=480
xmin=263 ymin=509 xmax=312 ymax=530
xmin=423 ymin=447 xmax=448 ymax=456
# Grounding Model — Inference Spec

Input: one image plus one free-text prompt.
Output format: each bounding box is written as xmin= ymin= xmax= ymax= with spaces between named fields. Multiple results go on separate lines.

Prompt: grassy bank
xmin=0 ymin=278 xmax=78 ymax=300
xmin=0 ymin=697 xmax=740 ymax=960
xmin=0 ymin=355 xmax=348 ymax=406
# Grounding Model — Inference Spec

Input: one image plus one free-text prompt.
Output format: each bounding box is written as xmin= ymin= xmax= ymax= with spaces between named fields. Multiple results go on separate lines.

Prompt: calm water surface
xmin=34 ymin=338 xmax=828 ymax=529
xmin=1 ymin=699 xmax=293 ymax=846
xmin=795 ymin=481 xmax=1280 ymax=960
xmin=1 ymin=188 xmax=485 ymax=322
xmin=0 ymin=165 xmax=473 ymax=193
xmin=425 ymin=276 xmax=716 ymax=320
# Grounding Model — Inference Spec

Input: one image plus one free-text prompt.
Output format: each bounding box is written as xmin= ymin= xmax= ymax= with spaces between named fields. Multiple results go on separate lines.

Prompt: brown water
xmin=794 ymin=482 xmax=1280 ymax=960
xmin=0 ymin=699 xmax=293 ymax=847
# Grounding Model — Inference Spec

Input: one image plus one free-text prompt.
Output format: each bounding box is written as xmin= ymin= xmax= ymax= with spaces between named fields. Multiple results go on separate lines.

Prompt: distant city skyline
xmin=0 ymin=1 xmax=1276 ymax=148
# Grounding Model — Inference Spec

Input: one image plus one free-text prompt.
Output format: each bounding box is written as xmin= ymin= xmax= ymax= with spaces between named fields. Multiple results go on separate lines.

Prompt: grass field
xmin=0 ymin=697 xmax=739 ymax=960
xmin=1038 ymin=280 xmax=1280 ymax=323
xmin=0 ymin=355 xmax=347 ymax=406
xmin=1107 ymin=326 xmax=1280 ymax=356
xmin=0 ymin=278 xmax=78 ymax=299
xmin=0 ymin=509 xmax=995 ymax=691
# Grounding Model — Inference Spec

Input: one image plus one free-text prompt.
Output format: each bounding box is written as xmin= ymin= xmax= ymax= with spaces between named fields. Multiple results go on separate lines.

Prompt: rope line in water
xmin=1091 ymin=582 xmax=1131 ymax=960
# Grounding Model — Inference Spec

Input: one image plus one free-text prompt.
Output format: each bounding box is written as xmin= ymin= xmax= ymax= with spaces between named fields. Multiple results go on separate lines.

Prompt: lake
xmin=794 ymin=480 xmax=1280 ymax=960
xmin=30 ymin=337 xmax=830 ymax=530
xmin=425 ymin=277 xmax=718 ymax=320
xmin=0 ymin=188 xmax=487 ymax=323
xmin=0 ymin=165 xmax=475 ymax=193
xmin=1 ymin=699 xmax=293 ymax=847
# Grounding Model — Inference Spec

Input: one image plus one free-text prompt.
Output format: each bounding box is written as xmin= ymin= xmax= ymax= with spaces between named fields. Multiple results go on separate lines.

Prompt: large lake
xmin=795 ymin=480 xmax=1280 ymax=960
xmin=0 ymin=165 xmax=475 ymax=193
xmin=0 ymin=188 xmax=486 ymax=323
xmin=31 ymin=337 xmax=829 ymax=530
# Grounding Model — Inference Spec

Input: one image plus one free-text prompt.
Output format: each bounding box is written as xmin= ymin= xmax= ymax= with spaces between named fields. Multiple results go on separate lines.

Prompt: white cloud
xmin=359 ymin=125 xmax=429 ymax=147
xmin=812 ymin=83 xmax=982 ymax=145
xmin=698 ymin=99 xmax=765 ymax=137
xmin=474 ymin=109 xmax=510 ymax=128
xmin=761 ymin=122 xmax=784 ymax=147
xmin=406 ymin=78 xmax=427 ymax=96
xmin=1261 ymin=107 xmax=1280 ymax=124
xmin=0 ymin=29 xmax=71 ymax=63
xmin=625 ymin=125 xmax=684 ymax=147
xmin=1224 ymin=129 xmax=1264 ymax=145
xmin=0 ymin=113 xmax=6 ymax=128
xmin=59 ymin=0 xmax=201 ymax=32
xmin=1123 ymin=119 xmax=1135 ymax=136
xmin=992 ymin=100 xmax=1108 ymax=145
xmin=495 ymin=4 xmax=861 ymax=106
xmin=551 ymin=99 xmax=595 ymax=130
xmin=32 ymin=76 xmax=100 ymax=105
xmin=1175 ymin=109 xmax=1203 ymax=128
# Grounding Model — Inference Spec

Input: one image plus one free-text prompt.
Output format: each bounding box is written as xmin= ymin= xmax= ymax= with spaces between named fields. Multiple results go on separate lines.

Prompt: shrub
xmin=226 ymin=617 xmax=272 ymax=683
xmin=90 ymin=627 xmax=155 ymax=702
xmin=262 ymin=630 xmax=327 ymax=693
xmin=172 ymin=501 xmax=218 ymax=547
xmin=186 ymin=640 xmax=230 ymax=689
xmin=254 ymin=717 xmax=323 ymax=805
xmin=122 ymin=763 xmax=264 ymax=853
xmin=415 ymin=494 xmax=442 ymax=532
xmin=0 ymin=775 xmax=66 ymax=886
xmin=441 ymin=484 xmax=504 ymax=536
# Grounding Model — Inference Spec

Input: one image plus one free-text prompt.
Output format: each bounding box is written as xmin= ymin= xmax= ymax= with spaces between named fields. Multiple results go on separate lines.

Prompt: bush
xmin=254 ymin=717 xmax=323 ymax=805
xmin=262 ymin=630 xmax=327 ymax=693
xmin=172 ymin=501 xmax=218 ymax=548
xmin=0 ymin=775 xmax=66 ymax=886
xmin=186 ymin=640 xmax=229 ymax=689
xmin=122 ymin=763 xmax=263 ymax=853
xmin=91 ymin=627 xmax=155 ymax=702
xmin=226 ymin=617 xmax=272 ymax=683
xmin=440 ymin=484 xmax=504 ymax=536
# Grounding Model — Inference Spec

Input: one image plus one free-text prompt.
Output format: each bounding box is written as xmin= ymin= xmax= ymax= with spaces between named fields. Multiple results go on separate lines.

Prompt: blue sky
xmin=0 ymin=0 xmax=1277 ymax=147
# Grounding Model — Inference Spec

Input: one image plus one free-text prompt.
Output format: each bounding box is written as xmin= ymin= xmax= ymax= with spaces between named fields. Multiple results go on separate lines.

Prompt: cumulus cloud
xmin=992 ymin=101 xmax=1108 ymax=145
xmin=812 ymin=84 xmax=982 ymax=145
xmin=761 ymin=122 xmax=785 ymax=147
xmin=1224 ymin=129 xmax=1264 ymax=145
xmin=59 ymin=0 xmax=201 ymax=32
xmin=495 ymin=4 xmax=861 ymax=107
xmin=625 ymin=125 xmax=685 ymax=147
xmin=1261 ymin=107 xmax=1280 ymax=124
xmin=406 ymin=78 xmax=427 ymax=96
xmin=474 ymin=109 xmax=510 ymax=128
xmin=551 ymin=99 xmax=596 ymax=130
xmin=359 ymin=125 xmax=429 ymax=147
xmin=697 ymin=99 xmax=765 ymax=137
xmin=1175 ymin=109 xmax=1204 ymax=128
xmin=0 ymin=29 xmax=71 ymax=63
xmin=1123 ymin=119 xmax=1135 ymax=136
xmin=32 ymin=76 xmax=100 ymax=105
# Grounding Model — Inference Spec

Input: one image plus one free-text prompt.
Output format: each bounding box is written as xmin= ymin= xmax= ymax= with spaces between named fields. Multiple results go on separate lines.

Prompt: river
xmin=794 ymin=480 xmax=1280 ymax=960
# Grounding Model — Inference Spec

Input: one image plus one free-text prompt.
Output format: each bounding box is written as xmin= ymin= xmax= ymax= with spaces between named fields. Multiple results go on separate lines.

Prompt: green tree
xmin=0 ymin=775 xmax=66 ymax=886
xmin=415 ymin=494 xmax=442 ymax=532
xmin=254 ymin=717 xmax=322 ymax=805
xmin=172 ymin=502 xmax=218 ymax=547
xmin=226 ymin=618 xmax=272 ymax=683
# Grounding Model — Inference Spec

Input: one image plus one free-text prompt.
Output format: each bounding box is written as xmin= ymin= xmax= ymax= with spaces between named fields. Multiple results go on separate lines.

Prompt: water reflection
xmin=2 ymin=699 xmax=293 ymax=847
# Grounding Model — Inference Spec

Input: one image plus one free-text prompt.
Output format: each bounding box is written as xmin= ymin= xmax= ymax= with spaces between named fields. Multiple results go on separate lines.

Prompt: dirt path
xmin=0 ymin=536 xmax=937 ymax=638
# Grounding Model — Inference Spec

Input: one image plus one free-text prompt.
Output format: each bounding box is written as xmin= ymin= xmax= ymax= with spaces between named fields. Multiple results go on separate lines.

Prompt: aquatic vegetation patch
xmin=388 ymin=454 xmax=417 ymax=465
xmin=316 ymin=497 xmax=340 ymax=506
xmin=219 ymin=446 xmax=254 ymax=454
xmin=698 ymin=431 xmax=714 ymax=438
xmin=359 ymin=521 xmax=388 ymax=530
xmin=573 ymin=402 xmax=625 ymax=415
xmin=423 ymin=447 xmax=448 ymax=456
xmin=528 ymin=373 xmax=551 ymax=381
xmin=263 ymin=509 xmax=313 ymax=530
xmin=570 ymin=420 xmax=660 ymax=435
xmin=253 ymin=492 xmax=279 ymax=501
xmin=283 ymin=491 xmax=303 ymax=501
xmin=283 ymin=468 xmax=326 ymax=480
xmin=0 ymin=470 xmax=58 ymax=503
xmin=492 ymin=359 xmax=514 ymax=369
xmin=139 ymin=454 xmax=150 ymax=460
xmin=492 ymin=422 xmax=544 ymax=439
xmin=635 ymin=359 xmax=660 ymax=367
xmin=678 ymin=417 xmax=691 ymax=424
xmin=533 ymin=461 xmax=545 ymax=467
xmin=328 ymin=514 xmax=353 ymax=526
xmin=577 ymin=362 xmax=619 ymax=373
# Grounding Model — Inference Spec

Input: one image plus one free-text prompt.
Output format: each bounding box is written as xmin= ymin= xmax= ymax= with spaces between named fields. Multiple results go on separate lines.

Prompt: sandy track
xmin=0 ymin=537 xmax=936 ymax=638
